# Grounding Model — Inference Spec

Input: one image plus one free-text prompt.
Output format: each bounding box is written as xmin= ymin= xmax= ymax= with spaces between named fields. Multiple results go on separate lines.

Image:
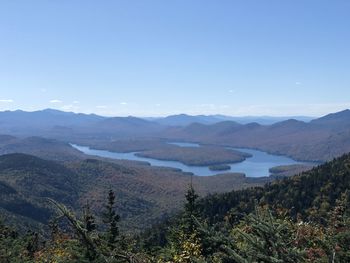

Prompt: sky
xmin=0 ymin=0 xmax=349 ymax=117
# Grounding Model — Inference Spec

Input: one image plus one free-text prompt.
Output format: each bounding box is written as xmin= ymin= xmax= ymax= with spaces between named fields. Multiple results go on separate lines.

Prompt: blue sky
xmin=0 ymin=0 xmax=349 ymax=117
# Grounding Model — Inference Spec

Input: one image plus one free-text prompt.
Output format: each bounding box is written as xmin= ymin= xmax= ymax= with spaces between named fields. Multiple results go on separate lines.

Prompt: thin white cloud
xmin=295 ymin=82 xmax=302 ymax=85
xmin=50 ymin=99 xmax=62 ymax=103
xmin=73 ymin=100 xmax=80 ymax=104
xmin=0 ymin=99 xmax=14 ymax=103
xmin=40 ymin=88 xmax=47 ymax=92
xmin=96 ymin=105 xmax=108 ymax=109
xmin=229 ymin=89 xmax=235 ymax=93
xmin=120 ymin=102 xmax=128 ymax=105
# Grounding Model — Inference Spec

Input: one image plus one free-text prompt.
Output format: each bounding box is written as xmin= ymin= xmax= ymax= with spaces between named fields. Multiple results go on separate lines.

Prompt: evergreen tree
xmin=102 ymin=189 xmax=120 ymax=248
xmin=325 ymin=191 xmax=350 ymax=262
xmin=83 ymin=202 xmax=96 ymax=233
xmin=222 ymin=207 xmax=305 ymax=263
xmin=0 ymin=219 xmax=24 ymax=263
xmin=48 ymin=218 xmax=59 ymax=241
xmin=25 ymin=231 xmax=40 ymax=259
xmin=163 ymin=181 xmax=205 ymax=263
xmin=48 ymin=198 xmax=147 ymax=262
xmin=183 ymin=180 xmax=199 ymax=234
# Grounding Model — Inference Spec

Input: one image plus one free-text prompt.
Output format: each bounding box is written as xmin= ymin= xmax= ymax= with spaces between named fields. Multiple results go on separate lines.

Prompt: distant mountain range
xmin=0 ymin=109 xmax=314 ymax=132
xmin=0 ymin=109 xmax=104 ymax=135
xmin=163 ymin=109 xmax=350 ymax=162
xmin=145 ymin=114 xmax=314 ymax=126
xmin=0 ymin=108 xmax=313 ymax=136
xmin=0 ymin=108 xmax=349 ymax=162
xmin=0 ymin=109 xmax=163 ymax=138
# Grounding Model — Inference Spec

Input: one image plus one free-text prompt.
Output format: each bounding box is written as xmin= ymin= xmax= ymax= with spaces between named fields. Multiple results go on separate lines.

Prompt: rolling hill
xmin=197 ymin=151 xmax=350 ymax=223
xmin=0 ymin=153 xmax=79 ymax=229
xmin=0 ymin=152 xmax=271 ymax=232
xmin=0 ymin=136 xmax=85 ymax=162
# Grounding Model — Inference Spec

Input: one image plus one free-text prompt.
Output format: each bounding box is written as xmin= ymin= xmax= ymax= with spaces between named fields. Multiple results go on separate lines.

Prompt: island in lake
xmin=136 ymin=145 xmax=251 ymax=166
xmin=209 ymin=164 xmax=231 ymax=171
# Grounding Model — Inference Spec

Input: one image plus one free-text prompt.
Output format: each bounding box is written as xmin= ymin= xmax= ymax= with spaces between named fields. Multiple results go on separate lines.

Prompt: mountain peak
xmin=311 ymin=109 xmax=350 ymax=124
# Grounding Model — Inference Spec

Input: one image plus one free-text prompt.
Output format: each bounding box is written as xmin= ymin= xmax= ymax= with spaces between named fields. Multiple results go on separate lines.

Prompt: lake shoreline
xmin=71 ymin=143 xmax=316 ymax=177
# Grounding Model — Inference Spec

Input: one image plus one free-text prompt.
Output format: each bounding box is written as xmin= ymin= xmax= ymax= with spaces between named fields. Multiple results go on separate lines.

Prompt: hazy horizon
xmin=0 ymin=106 xmax=346 ymax=119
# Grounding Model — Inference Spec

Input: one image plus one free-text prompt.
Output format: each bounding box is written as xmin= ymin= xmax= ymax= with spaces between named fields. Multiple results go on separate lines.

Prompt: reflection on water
xmin=167 ymin=142 xmax=201 ymax=147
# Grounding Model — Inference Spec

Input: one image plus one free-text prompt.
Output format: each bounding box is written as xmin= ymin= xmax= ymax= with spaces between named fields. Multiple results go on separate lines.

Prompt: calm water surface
xmin=72 ymin=143 xmax=315 ymax=177
xmin=167 ymin=142 xmax=201 ymax=147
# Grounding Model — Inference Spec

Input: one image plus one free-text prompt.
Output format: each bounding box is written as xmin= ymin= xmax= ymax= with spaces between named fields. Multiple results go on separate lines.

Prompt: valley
xmin=0 ymin=151 xmax=272 ymax=233
xmin=0 ymin=108 xmax=348 ymax=233
xmin=1 ymin=108 xmax=350 ymax=164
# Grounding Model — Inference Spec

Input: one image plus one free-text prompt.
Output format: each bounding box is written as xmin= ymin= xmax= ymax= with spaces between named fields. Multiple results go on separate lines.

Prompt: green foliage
xmin=222 ymin=207 xmax=305 ymax=262
xmin=197 ymin=153 xmax=350 ymax=224
xmin=323 ymin=191 xmax=350 ymax=262
xmin=47 ymin=192 xmax=150 ymax=262
xmin=0 ymin=218 xmax=38 ymax=263
xmin=83 ymin=203 xmax=97 ymax=233
xmin=102 ymin=189 xmax=120 ymax=248
xmin=143 ymin=153 xmax=350 ymax=262
xmin=156 ymin=183 xmax=205 ymax=262
xmin=184 ymin=182 xmax=199 ymax=233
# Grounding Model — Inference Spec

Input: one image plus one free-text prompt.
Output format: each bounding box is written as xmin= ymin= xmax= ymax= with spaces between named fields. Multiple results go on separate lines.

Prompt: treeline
xmin=1 ymin=153 xmax=350 ymax=262
xmin=141 ymin=184 xmax=350 ymax=262
xmin=1 ymin=189 xmax=148 ymax=262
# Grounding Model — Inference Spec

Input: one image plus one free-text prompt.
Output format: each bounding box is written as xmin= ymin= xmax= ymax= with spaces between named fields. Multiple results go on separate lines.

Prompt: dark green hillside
xmin=197 ymin=152 xmax=350 ymax=223
xmin=0 ymin=154 xmax=79 ymax=225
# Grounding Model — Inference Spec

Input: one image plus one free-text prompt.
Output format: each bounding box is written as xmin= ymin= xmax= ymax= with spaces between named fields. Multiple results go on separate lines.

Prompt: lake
xmin=72 ymin=143 xmax=315 ymax=177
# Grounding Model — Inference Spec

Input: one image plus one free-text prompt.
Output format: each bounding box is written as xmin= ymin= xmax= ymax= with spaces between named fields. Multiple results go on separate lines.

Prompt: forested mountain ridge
xmin=163 ymin=109 xmax=350 ymax=162
xmin=139 ymin=152 xmax=350 ymax=262
xmin=197 ymin=151 xmax=350 ymax=223
xmin=0 ymin=152 xmax=271 ymax=233
xmin=0 ymin=153 xmax=79 ymax=229
xmin=0 ymin=135 xmax=85 ymax=162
